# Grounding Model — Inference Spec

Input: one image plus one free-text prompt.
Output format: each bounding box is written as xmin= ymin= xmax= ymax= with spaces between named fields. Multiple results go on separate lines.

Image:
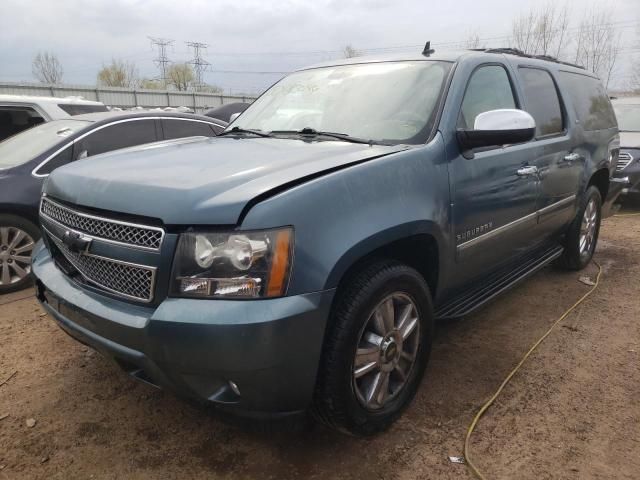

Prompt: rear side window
xmin=459 ymin=65 xmax=516 ymax=129
xmin=77 ymin=119 xmax=158 ymax=157
xmin=0 ymin=106 xmax=45 ymax=141
xmin=162 ymin=119 xmax=217 ymax=140
xmin=519 ymin=68 xmax=564 ymax=136
xmin=35 ymin=145 xmax=73 ymax=175
xmin=57 ymin=104 xmax=108 ymax=115
xmin=558 ymin=72 xmax=617 ymax=131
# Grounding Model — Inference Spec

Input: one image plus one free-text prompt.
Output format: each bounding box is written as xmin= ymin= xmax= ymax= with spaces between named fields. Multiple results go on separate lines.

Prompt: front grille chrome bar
xmin=44 ymin=226 xmax=156 ymax=303
xmin=616 ymin=152 xmax=633 ymax=172
xmin=40 ymin=196 xmax=165 ymax=251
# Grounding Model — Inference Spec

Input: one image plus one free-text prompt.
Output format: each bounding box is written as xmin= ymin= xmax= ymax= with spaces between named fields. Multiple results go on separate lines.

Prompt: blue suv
xmin=32 ymin=48 xmax=622 ymax=435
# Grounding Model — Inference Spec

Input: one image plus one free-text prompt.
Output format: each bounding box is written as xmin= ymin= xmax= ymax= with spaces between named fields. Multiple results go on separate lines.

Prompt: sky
xmin=0 ymin=0 xmax=638 ymax=95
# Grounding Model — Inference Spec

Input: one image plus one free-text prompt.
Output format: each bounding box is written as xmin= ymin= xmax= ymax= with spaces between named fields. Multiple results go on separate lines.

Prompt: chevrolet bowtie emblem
xmin=62 ymin=230 xmax=92 ymax=253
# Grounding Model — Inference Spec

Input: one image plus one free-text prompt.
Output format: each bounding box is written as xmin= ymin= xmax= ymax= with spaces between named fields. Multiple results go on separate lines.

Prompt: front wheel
xmin=313 ymin=260 xmax=434 ymax=436
xmin=0 ymin=214 xmax=40 ymax=294
xmin=559 ymin=186 xmax=602 ymax=270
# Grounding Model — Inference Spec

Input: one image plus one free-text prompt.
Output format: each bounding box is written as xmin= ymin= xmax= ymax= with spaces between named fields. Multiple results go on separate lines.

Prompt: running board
xmin=435 ymin=245 xmax=564 ymax=319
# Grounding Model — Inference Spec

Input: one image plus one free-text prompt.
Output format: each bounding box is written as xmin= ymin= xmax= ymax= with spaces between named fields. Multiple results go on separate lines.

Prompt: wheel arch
xmin=587 ymin=167 xmax=609 ymax=201
xmin=325 ymin=221 xmax=442 ymax=299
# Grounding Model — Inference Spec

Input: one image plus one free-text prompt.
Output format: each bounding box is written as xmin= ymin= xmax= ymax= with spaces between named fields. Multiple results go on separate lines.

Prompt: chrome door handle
xmin=563 ymin=153 xmax=581 ymax=163
xmin=517 ymin=166 xmax=539 ymax=176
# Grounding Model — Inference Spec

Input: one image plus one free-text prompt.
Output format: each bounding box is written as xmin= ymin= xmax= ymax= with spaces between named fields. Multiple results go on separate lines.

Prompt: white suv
xmin=0 ymin=94 xmax=107 ymax=142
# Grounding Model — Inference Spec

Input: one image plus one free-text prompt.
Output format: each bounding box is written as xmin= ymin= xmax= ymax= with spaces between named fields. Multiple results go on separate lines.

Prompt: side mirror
xmin=457 ymin=109 xmax=536 ymax=156
xmin=229 ymin=112 xmax=241 ymax=123
xmin=77 ymin=150 xmax=88 ymax=160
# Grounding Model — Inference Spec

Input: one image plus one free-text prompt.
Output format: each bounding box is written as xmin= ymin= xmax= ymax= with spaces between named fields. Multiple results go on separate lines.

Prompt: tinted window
xmin=57 ymin=104 xmax=108 ymax=115
xmin=0 ymin=106 xmax=45 ymax=141
xmin=35 ymin=145 xmax=73 ymax=175
xmin=78 ymin=120 xmax=157 ymax=156
xmin=558 ymin=72 xmax=617 ymax=131
xmin=162 ymin=119 xmax=217 ymax=140
xmin=519 ymin=68 xmax=564 ymax=136
xmin=459 ymin=65 xmax=516 ymax=128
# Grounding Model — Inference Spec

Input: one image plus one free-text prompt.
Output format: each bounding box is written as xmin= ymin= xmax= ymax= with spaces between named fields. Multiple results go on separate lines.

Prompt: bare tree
xmin=167 ymin=63 xmax=195 ymax=91
xmin=573 ymin=8 xmax=622 ymax=88
xmin=32 ymin=51 xmax=64 ymax=84
xmin=511 ymin=3 xmax=570 ymax=57
xmin=628 ymin=25 xmax=640 ymax=93
xmin=97 ymin=59 xmax=139 ymax=88
xmin=630 ymin=64 xmax=640 ymax=93
xmin=464 ymin=31 xmax=482 ymax=49
xmin=343 ymin=45 xmax=362 ymax=58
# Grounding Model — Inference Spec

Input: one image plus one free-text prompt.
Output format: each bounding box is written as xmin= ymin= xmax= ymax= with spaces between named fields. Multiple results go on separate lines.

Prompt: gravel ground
xmin=1 ymin=208 xmax=639 ymax=480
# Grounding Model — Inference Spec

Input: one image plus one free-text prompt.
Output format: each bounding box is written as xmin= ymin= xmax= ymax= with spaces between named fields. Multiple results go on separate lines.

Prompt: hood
xmin=45 ymin=136 xmax=408 ymax=225
xmin=620 ymin=131 xmax=640 ymax=150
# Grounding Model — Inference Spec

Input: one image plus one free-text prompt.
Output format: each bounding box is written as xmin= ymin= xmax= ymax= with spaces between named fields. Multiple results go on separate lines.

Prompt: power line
xmin=148 ymin=36 xmax=174 ymax=84
xmin=186 ymin=41 xmax=211 ymax=90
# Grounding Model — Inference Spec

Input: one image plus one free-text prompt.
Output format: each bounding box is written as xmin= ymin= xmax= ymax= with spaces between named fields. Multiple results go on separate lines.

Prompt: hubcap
xmin=579 ymin=198 xmax=598 ymax=258
xmin=352 ymin=293 xmax=420 ymax=410
xmin=0 ymin=227 xmax=35 ymax=286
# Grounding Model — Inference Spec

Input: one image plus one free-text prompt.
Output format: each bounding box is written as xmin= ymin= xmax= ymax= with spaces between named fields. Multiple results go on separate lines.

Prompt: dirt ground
xmin=1 ymin=208 xmax=639 ymax=480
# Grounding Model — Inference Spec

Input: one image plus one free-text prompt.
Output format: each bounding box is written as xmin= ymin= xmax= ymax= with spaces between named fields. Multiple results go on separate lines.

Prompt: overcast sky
xmin=1 ymin=0 xmax=638 ymax=94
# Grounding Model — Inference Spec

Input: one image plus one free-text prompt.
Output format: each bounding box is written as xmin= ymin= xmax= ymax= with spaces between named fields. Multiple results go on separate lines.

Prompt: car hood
xmin=45 ymin=136 xmax=409 ymax=225
xmin=620 ymin=131 xmax=640 ymax=149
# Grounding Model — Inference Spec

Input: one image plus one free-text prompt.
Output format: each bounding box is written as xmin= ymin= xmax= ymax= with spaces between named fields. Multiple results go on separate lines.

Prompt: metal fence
xmin=0 ymin=81 xmax=257 ymax=113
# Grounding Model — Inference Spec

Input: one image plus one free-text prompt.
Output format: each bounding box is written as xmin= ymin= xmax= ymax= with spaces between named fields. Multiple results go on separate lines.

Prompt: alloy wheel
xmin=0 ymin=227 xmax=35 ymax=287
xmin=353 ymin=293 xmax=421 ymax=410
xmin=579 ymin=198 xmax=598 ymax=258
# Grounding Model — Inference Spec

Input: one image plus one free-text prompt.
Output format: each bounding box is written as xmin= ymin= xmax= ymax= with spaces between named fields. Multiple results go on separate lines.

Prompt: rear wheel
xmin=313 ymin=260 xmax=433 ymax=436
xmin=559 ymin=186 xmax=602 ymax=270
xmin=0 ymin=215 xmax=40 ymax=294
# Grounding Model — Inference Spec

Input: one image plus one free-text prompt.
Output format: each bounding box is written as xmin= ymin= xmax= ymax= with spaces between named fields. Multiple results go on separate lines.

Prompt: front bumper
xmin=32 ymin=242 xmax=335 ymax=417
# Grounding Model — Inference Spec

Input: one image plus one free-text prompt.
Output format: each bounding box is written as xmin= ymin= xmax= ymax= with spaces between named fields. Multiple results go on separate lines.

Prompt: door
xmin=450 ymin=63 xmax=539 ymax=282
xmin=516 ymin=66 xmax=581 ymax=237
xmin=74 ymin=119 xmax=158 ymax=158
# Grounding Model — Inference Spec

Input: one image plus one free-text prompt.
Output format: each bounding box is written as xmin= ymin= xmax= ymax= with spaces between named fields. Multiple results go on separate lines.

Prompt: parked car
xmin=0 ymin=94 xmax=107 ymax=142
xmin=32 ymin=48 xmax=621 ymax=435
xmin=204 ymin=102 xmax=251 ymax=123
xmin=0 ymin=111 xmax=226 ymax=293
xmin=612 ymin=96 xmax=640 ymax=199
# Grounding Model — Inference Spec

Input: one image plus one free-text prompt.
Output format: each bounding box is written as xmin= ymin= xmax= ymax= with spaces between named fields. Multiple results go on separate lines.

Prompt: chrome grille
xmin=47 ymin=230 xmax=156 ymax=302
xmin=40 ymin=197 xmax=164 ymax=250
xmin=616 ymin=152 xmax=633 ymax=172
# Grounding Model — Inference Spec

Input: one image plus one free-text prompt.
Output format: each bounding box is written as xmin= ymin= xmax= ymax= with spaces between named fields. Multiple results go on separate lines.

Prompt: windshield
xmin=0 ymin=119 xmax=90 ymax=169
xmin=232 ymin=61 xmax=452 ymax=144
xmin=614 ymin=104 xmax=640 ymax=132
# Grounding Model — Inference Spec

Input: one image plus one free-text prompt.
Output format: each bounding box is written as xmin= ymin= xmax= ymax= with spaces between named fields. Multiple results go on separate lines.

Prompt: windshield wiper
xmin=218 ymin=126 xmax=272 ymax=138
xmin=270 ymin=127 xmax=374 ymax=145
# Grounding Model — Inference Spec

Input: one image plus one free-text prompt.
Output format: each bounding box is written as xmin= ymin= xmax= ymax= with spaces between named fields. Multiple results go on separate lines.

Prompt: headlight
xmin=171 ymin=228 xmax=293 ymax=299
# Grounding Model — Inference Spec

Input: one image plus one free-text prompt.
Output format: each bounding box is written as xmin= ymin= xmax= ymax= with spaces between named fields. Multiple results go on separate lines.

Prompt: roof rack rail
xmin=480 ymin=48 xmax=585 ymax=70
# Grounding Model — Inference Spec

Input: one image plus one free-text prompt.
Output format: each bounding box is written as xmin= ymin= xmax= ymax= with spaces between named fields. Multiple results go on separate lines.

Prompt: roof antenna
xmin=422 ymin=41 xmax=435 ymax=56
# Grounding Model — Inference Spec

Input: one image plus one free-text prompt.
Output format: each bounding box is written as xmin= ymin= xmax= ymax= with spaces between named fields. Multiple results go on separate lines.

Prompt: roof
xmin=612 ymin=96 xmax=640 ymax=105
xmin=301 ymin=50 xmax=465 ymax=70
xmin=299 ymin=48 xmax=590 ymax=76
xmin=0 ymin=94 xmax=104 ymax=105
xmin=72 ymin=110 xmax=227 ymax=125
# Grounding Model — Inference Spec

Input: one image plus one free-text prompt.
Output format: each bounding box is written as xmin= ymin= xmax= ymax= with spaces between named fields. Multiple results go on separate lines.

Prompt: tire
xmin=0 ymin=214 xmax=40 ymax=294
xmin=559 ymin=186 xmax=602 ymax=270
xmin=313 ymin=259 xmax=434 ymax=436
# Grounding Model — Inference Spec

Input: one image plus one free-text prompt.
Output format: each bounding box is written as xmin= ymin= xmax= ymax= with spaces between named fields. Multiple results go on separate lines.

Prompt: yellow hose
xmin=464 ymin=261 xmax=603 ymax=480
